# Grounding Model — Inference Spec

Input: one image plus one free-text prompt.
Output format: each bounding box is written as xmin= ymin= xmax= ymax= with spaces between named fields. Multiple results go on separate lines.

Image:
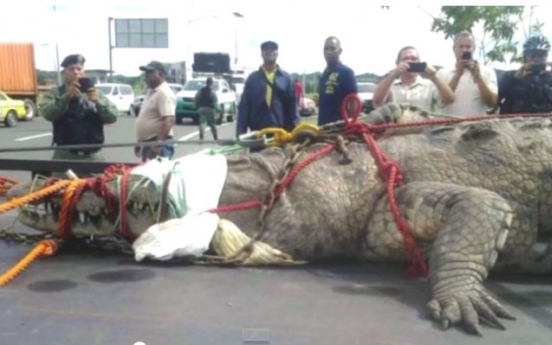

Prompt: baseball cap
xmin=260 ymin=41 xmax=278 ymax=51
xmin=139 ymin=61 xmax=167 ymax=74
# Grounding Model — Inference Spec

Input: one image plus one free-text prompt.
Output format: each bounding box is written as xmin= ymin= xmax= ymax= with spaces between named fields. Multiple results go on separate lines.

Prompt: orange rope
xmin=0 ymin=166 xmax=133 ymax=287
xmin=58 ymin=179 xmax=88 ymax=239
xmin=0 ymin=177 xmax=19 ymax=197
xmin=0 ymin=240 xmax=58 ymax=286
xmin=0 ymin=179 xmax=72 ymax=287
xmin=0 ymin=179 xmax=71 ymax=214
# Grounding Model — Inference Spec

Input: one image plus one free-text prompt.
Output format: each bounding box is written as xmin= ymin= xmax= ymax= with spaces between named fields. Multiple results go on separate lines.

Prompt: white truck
xmin=230 ymin=67 xmax=255 ymax=103
xmin=175 ymin=75 xmax=237 ymax=125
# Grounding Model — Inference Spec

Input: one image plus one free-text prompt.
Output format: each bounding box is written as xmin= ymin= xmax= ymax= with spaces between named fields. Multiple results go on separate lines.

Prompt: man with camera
xmin=498 ymin=35 xmax=552 ymax=115
xmin=38 ymin=54 xmax=118 ymax=177
xmin=372 ymin=46 xmax=454 ymax=113
xmin=436 ymin=31 xmax=498 ymax=116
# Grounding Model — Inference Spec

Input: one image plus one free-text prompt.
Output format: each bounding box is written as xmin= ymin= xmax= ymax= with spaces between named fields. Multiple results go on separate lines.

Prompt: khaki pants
xmin=50 ymin=149 xmax=105 ymax=178
xmin=198 ymin=107 xmax=218 ymax=140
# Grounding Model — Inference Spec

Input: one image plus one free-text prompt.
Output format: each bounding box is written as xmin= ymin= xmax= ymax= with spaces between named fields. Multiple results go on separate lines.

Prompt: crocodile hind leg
xmin=363 ymin=181 xmax=516 ymax=336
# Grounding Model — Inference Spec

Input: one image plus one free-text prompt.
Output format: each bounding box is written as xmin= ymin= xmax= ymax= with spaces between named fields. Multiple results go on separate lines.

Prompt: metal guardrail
xmin=0 ymin=158 xmax=139 ymax=179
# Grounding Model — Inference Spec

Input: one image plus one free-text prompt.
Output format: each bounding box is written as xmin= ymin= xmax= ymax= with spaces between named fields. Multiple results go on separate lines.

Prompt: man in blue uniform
xmin=317 ymin=37 xmax=358 ymax=126
xmin=236 ymin=41 xmax=299 ymax=151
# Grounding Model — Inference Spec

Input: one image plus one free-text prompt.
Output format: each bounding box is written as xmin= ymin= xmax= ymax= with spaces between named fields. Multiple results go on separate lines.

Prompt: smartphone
xmin=461 ymin=51 xmax=472 ymax=60
xmin=530 ymin=63 xmax=546 ymax=73
xmin=78 ymin=77 xmax=94 ymax=92
xmin=407 ymin=62 xmax=427 ymax=73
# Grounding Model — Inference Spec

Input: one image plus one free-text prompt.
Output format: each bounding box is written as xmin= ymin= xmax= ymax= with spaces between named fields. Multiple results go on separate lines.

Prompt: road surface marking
xmin=177 ymin=122 xmax=232 ymax=141
xmin=194 ymin=148 xmax=213 ymax=155
xmin=15 ymin=133 xmax=52 ymax=141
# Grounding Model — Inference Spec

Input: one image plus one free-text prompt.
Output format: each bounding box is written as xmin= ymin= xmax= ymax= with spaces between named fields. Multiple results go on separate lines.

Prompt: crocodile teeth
xmin=78 ymin=212 xmax=86 ymax=224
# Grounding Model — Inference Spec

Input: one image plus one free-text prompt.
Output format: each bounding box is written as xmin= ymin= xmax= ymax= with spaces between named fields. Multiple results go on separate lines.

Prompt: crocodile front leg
xmin=363 ymin=182 xmax=515 ymax=335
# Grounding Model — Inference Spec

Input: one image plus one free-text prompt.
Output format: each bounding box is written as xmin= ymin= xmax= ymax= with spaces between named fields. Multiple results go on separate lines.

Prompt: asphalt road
xmin=1 ymin=114 xmax=552 ymax=344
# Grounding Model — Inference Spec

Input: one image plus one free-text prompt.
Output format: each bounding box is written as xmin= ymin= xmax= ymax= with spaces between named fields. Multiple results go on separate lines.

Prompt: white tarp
xmin=131 ymin=153 xmax=228 ymax=261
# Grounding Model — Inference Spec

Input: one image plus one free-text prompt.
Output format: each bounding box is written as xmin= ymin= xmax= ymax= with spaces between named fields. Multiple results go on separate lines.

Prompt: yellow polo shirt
xmin=263 ymin=67 xmax=275 ymax=107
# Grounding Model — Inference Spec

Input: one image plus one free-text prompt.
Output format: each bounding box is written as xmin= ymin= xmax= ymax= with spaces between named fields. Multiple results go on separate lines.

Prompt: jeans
xmin=141 ymin=136 xmax=175 ymax=162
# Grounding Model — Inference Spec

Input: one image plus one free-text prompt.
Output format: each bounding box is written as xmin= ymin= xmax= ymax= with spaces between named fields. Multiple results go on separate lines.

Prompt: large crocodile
xmin=6 ymin=104 xmax=552 ymax=336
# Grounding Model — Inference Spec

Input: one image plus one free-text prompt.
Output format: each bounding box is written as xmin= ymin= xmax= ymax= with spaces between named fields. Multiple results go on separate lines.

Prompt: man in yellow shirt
xmin=237 ymin=41 xmax=300 ymax=151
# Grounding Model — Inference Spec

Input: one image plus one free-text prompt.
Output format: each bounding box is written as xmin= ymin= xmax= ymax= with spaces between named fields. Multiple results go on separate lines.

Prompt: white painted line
xmin=194 ymin=148 xmax=213 ymax=155
xmin=177 ymin=122 xmax=232 ymax=141
xmin=15 ymin=133 xmax=52 ymax=141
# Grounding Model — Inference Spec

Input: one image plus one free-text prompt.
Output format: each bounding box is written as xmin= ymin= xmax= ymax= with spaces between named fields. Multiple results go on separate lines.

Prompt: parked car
xmin=175 ymin=77 xmax=236 ymax=125
xmin=94 ymin=83 xmax=135 ymax=115
xmin=357 ymin=82 xmax=376 ymax=113
xmin=0 ymin=89 xmax=28 ymax=127
xmin=131 ymin=83 xmax=183 ymax=117
xmin=299 ymin=97 xmax=317 ymax=117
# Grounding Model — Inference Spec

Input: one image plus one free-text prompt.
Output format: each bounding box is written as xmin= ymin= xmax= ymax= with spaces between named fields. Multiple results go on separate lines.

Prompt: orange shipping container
xmin=0 ymin=42 xmax=38 ymax=96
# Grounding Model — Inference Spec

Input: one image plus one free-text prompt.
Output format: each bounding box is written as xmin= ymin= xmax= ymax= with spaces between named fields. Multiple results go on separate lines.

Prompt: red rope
xmin=57 ymin=107 xmax=550 ymax=260
xmin=340 ymin=93 xmax=427 ymax=277
xmin=362 ymin=110 xmax=551 ymax=133
xmin=207 ymin=144 xmax=334 ymax=214
xmin=60 ymin=164 xmax=135 ymax=240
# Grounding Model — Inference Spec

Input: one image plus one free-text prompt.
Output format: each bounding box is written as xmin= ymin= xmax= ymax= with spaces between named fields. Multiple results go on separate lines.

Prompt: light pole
xmin=187 ymin=15 xmax=217 ymax=69
xmin=232 ymin=12 xmax=244 ymax=66
xmin=40 ymin=43 xmax=60 ymax=86
xmin=186 ymin=12 xmax=244 ymax=79
xmin=52 ymin=6 xmax=62 ymax=85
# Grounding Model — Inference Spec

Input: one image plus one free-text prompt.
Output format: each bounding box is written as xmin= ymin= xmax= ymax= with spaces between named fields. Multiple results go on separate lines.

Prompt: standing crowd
xmin=237 ymin=31 xmax=552 ymax=141
xmin=37 ymin=31 xmax=552 ymax=170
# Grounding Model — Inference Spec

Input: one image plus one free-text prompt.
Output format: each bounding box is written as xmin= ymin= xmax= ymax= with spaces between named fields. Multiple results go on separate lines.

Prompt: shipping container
xmin=0 ymin=43 xmax=38 ymax=120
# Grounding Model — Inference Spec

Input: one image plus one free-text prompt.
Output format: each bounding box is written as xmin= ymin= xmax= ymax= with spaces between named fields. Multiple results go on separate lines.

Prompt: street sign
xmin=114 ymin=18 xmax=168 ymax=48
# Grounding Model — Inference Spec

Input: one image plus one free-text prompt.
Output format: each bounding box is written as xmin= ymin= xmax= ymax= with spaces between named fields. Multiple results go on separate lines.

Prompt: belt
xmin=142 ymin=136 xmax=174 ymax=144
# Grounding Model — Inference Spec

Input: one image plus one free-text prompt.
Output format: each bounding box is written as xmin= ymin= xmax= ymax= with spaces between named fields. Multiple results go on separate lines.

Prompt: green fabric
xmin=194 ymin=88 xmax=219 ymax=110
xmin=197 ymin=107 xmax=218 ymax=139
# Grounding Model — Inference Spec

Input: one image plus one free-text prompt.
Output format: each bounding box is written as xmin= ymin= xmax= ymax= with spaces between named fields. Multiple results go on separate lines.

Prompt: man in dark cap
xmin=237 ymin=40 xmax=299 ymax=152
xmin=134 ymin=61 xmax=176 ymax=162
xmin=37 ymin=54 xmax=118 ymax=177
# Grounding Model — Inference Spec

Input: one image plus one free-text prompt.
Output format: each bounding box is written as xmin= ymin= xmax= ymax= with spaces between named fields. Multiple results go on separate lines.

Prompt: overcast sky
xmin=0 ymin=1 xmax=550 ymax=76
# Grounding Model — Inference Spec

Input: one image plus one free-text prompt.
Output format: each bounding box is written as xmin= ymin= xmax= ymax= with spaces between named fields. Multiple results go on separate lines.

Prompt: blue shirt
xmin=236 ymin=66 xmax=299 ymax=137
xmin=317 ymin=62 xmax=358 ymax=126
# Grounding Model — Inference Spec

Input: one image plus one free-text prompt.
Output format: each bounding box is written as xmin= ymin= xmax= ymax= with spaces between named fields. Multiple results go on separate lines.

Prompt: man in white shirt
xmin=134 ymin=61 xmax=177 ymax=162
xmin=372 ymin=46 xmax=455 ymax=113
xmin=436 ymin=31 xmax=498 ymax=116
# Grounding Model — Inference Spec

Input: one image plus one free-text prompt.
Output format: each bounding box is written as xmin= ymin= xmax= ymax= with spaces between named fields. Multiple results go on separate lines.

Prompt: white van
xmin=95 ymin=83 xmax=135 ymax=115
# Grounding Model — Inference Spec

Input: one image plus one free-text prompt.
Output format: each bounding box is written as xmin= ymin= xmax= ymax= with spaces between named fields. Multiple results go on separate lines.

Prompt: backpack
xmin=197 ymin=86 xmax=214 ymax=108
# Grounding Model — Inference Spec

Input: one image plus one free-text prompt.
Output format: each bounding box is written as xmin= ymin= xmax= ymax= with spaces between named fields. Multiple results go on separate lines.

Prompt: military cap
xmin=260 ymin=41 xmax=278 ymax=51
xmin=61 ymin=54 xmax=86 ymax=68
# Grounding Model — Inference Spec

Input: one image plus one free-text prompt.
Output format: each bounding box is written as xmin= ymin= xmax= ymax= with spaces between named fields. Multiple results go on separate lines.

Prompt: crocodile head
xmin=6 ymin=175 xmax=165 ymax=238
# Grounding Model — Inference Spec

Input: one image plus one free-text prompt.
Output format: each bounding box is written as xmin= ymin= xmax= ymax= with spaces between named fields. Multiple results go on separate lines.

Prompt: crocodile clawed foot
xmin=427 ymin=284 xmax=516 ymax=336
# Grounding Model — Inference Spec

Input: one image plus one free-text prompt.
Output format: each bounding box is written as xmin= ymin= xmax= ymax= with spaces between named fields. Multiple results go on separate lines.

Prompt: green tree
xmin=430 ymin=6 xmax=545 ymax=64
